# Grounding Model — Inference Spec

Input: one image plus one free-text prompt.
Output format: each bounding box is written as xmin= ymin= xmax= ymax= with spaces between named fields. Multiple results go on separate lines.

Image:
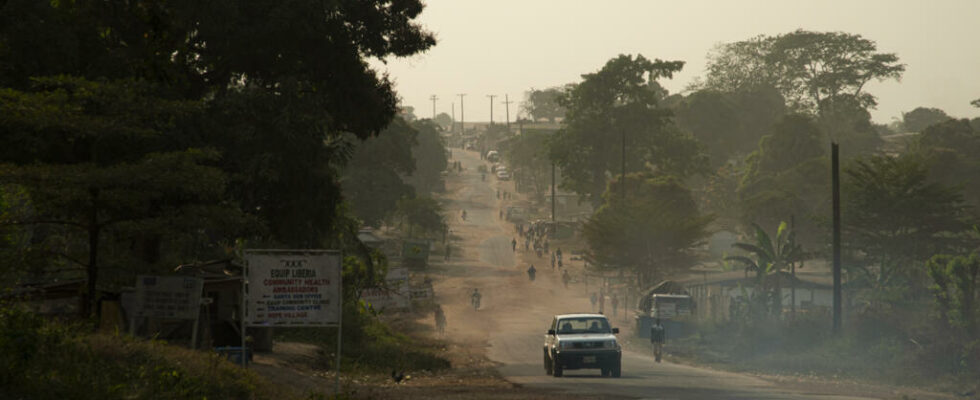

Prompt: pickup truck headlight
xmin=604 ymin=340 xmax=617 ymax=349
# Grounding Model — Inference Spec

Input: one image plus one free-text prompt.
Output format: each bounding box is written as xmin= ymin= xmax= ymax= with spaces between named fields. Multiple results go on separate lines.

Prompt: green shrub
xmin=0 ymin=304 xmax=291 ymax=400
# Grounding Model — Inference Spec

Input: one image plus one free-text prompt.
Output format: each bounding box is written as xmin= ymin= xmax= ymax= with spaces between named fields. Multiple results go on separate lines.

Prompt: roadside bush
xmin=276 ymin=302 xmax=451 ymax=374
xmin=0 ymin=304 xmax=289 ymax=400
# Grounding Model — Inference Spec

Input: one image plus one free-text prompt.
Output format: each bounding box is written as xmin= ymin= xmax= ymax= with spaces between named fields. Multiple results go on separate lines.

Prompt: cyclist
xmin=527 ymin=264 xmax=537 ymax=281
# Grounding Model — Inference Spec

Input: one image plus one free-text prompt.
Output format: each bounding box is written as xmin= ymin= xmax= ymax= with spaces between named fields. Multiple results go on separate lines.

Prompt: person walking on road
xmin=611 ymin=294 xmax=619 ymax=317
xmin=561 ymin=270 xmax=570 ymax=288
xmin=511 ymin=238 xmax=517 ymax=252
xmin=527 ymin=264 xmax=537 ymax=281
xmin=598 ymin=289 xmax=605 ymax=314
xmin=651 ymin=318 xmax=666 ymax=362
xmin=444 ymin=243 xmax=451 ymax=261
xmin=434 ymin=306 xmax=447 ymax=335
xmin=471 ymin=289 xmax=482 ymax=310
xmin=551 ymin=252 xmax=556 ymax=269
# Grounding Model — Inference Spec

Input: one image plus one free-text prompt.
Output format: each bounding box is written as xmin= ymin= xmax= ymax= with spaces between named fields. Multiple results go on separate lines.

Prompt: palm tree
xmin=725 ymin=221 xmax=806 ymax=317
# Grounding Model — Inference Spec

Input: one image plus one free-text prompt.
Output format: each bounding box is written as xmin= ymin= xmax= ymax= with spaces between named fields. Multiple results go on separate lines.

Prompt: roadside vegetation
xmin=275 ymin=303 xmax=451 ymax=375
xmin=0 ymin=304 xmax=295 ymax=400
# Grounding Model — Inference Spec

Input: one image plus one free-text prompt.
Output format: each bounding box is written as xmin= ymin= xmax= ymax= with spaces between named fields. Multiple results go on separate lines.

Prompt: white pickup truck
xmin=543 ymin=313 xmax=622 ymax=377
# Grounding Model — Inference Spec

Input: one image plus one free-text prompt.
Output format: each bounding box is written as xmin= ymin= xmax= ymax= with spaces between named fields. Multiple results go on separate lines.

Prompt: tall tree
xmin=902 ymin=107 xmax=953 ymax=133
xmin=342 ymin=118 xmax=418 ymax=227
xmin=672 ymin=86 xmax=786 ymax=166
xmin=0 ymin=77 xmax=248 ymax=316
xmin=550 ymin=54 xmax=704 ymax=206
xmin=522 ymin=87 xmax=568 ymax=123
xmin=702 ymin=30 xmax=904 ymax=114
xmin=583 ymin=173 xmax=713 ymax=287
xmin=737 ymin=114 xmax=829 ymax=247
xmin=843 ymin=155 xmax=972 ymax=295
xmin=500 ymin=129 xmax=551 ymax=200
xmin=0 ymin=0 xmax=436 ymax=317
xmin=405 ymin=119 xmax=448 ymax=195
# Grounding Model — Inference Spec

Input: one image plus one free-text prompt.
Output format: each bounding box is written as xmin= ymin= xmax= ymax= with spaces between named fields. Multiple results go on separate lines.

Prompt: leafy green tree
xmin=522 ymin=87 xmax=567 ymax=122
xmin=1 ymin=0 xmax=436 ymax=249
xmin=583 ymin=173 xmax=713 ymax=287
xmin=0 ymin=77 xmax=253 ymax=317
xmin=702 ymin=30 xmax=904 ymax=113
xmin=843 ymin=155 xmax=972 ymax=295
xmin=767 ymin=30 xmax=904 ymax=113
xmin=405 ymin=120 xmax=449 ymax=194
xmin=394 ymin=197 xmax=445 ymax=239
xmin=927 ymin=252 xmax=979 ymax=337
xmin=737 ymin=114 xmax=829 ymax=247
xmin=699 ymin=36 xmax=777 ymax=93
xmin=725 ymin=222 xmax=806 ymax=317
xmin=671 ymin=86 xmax=786 ymax=167
xmin=550 ymin=54 xmax=704 ymax=206
xmin=342 ymin=118 xmax=418 ymax=227
xmin=500 ymin=129 xmax=551 ymax=201
xmin=913 ymin=119 xmax=980 ymax=208
xmin=0 ymin=0 xmax=436 ymax=317
xmin=817 ymin=95 xmax=883 ymax=156
xmin=903 ymin=107 xmax=953 ymax=133
xmin=433 ymin=113 xmax=453 ymax=130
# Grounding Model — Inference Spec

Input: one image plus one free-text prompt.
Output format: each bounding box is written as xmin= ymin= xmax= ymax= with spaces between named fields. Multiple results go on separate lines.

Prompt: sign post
xmin=133 ymin=275 xmax=204 ymax=347
xmin=243 ymin=250 xmax=343 ymax=393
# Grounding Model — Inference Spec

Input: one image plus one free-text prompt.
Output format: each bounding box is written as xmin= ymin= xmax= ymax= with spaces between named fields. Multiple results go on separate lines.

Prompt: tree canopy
xmin=522 ymin=87 xmax=568 ymax=122
xmin=843 ymin=155 xmax=972 ymax=294
xmin=550 ymin=54 xmax=704 ymax=206
xmin=702 ymin=30 xmax=904 ymax=114
xmin=583 ymin=173 xmax=713 ymax=286
xmin=902 ymin=107 xmax=953 ymax=133
xmin=0 ymin=0 xmax=436 ymax=317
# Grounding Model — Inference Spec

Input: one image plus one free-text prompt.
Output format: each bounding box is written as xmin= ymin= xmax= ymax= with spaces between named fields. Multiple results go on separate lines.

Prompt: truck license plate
xmin=583 ymin=356 xmax=596 ymax=363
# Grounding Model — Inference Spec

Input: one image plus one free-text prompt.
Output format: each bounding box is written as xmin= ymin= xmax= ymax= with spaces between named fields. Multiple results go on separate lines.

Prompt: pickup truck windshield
xmin=556 ymin=317 xmax=611 ymax=334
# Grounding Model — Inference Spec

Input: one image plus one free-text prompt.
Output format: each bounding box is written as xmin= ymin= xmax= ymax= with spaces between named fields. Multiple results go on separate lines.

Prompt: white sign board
xmin=245 ymin=250 xmax=342 ymax=326
xmin=359 ymin=267 xmax=411 ymax=311
xmin=134 ymin=275 xmax=204 ymax=319
xmin=653 ymin=302 xmax=677 ymax=319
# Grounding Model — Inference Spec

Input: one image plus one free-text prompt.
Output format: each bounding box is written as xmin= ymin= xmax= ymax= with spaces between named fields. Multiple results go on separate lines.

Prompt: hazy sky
xmin=373 ymin=0 xmax=980 ymax=125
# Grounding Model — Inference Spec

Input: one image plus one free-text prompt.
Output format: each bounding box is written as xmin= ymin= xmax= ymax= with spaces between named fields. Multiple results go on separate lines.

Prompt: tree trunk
xmin=84 ymin=188 xmax=100 ymax=322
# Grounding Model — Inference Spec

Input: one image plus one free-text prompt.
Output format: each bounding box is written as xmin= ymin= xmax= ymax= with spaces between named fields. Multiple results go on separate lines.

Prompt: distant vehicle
xmin=543 ymin=313 xmax=621 ymax=378
xmin=496 ymin=170 xmax=511 ymax=180
xmin=486 ymin=150 xmax=500 ymax=162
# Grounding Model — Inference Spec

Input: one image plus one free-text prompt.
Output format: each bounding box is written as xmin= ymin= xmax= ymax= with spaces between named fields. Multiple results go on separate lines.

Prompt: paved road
xmin=436 ymin=149 xmax=880 ymax=400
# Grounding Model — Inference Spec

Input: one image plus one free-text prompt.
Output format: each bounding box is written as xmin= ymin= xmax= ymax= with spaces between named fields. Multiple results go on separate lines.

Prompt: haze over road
xmin=434 ymin=148 xmax=882 ymax=400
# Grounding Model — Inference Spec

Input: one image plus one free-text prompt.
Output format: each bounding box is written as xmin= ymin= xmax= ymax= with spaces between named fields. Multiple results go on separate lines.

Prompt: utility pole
xmin=832 ymin=142 xmax=842 ymax=335
xmin=621 ymin=130 xmax=626 ymax=201
xmin=502 ymin=94 xmax=513 ymax=132
xmin=429 ymin=95 xmax=438 ymax=119
xmin=551 ymin=163 xmax=556 ymax=223
xmin=486 ymin=94 xmax=497 ymax=125
xmin=457 ymin=93 xmax=466 ymax=136
xmin=451 ymin=102 xmax=456 ymax=134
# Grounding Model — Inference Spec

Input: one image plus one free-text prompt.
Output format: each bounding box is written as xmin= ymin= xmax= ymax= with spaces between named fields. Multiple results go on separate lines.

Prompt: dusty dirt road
xmin=431 ymin=148 xmax=946 ymax=400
